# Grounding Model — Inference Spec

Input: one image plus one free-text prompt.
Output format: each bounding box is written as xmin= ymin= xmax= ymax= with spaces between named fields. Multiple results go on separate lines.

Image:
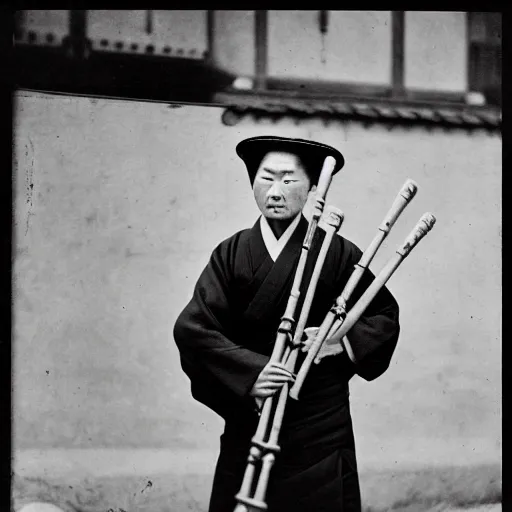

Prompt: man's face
xmin=253 ymin=151 xmax=311 ymax=221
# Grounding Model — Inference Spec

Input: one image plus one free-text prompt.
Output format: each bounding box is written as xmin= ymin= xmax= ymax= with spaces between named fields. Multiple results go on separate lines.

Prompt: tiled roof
xmin=215 ymin=92 xmax=501 ymax=131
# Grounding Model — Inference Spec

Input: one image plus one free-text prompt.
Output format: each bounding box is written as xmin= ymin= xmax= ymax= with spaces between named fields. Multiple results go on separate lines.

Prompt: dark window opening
xmin=468 ymin=12 xmax=501 ymax=106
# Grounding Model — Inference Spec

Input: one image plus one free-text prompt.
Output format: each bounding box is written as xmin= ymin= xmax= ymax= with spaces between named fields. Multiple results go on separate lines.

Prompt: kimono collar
xmin=259 ymin=214 xmax=302 ymax=262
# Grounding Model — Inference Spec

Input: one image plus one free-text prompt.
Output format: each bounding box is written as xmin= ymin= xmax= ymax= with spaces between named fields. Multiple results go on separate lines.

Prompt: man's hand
xmin=254 ymin=396 xmax=264 ymax=412
xmin=301 ymin=326 xmax=344 ymax=364
xmin=250 ymin=361 xmax=296 ymax=399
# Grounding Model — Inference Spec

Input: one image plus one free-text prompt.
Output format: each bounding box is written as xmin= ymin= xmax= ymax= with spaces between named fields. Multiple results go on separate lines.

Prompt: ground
xmin=12 ymin=449 xmax=501 ymax=512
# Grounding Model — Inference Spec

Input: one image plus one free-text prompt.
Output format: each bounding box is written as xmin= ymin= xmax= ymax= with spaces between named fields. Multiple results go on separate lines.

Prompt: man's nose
xmin=267 ymin=182 xmax=283 ymax=200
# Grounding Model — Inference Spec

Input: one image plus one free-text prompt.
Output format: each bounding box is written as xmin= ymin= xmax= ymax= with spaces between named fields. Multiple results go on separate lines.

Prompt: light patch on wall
xmin=214 ymin=11 xmax=256 ymax=77
xmin=268 ymin=10 xmax=392 ymax=85
xmin=20 ymin=10 xmax=70 ymax=44
xmin=405 ymin=11 xmax=468 ymax=92
xmin=87 ymin=10 xmax=207 ymax=57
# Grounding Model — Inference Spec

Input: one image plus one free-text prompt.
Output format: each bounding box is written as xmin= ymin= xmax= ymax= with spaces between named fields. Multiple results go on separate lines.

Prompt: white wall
xmin=213 ymin=11 xmax=256 ymax=77
xmin=20 ymin=10 xmax=70 ymax=46
xmin=87 ymin=10 xmax=208 ymax=56
xmin=267 ymin=10 xmax=392 ymax=84
xmin=404 ymin=11 xmax=468 ymax=92
xmin=13 ymin=91 xmax=501 ymax=471
xmin=214 ymin=10 xmax=469 ymax=92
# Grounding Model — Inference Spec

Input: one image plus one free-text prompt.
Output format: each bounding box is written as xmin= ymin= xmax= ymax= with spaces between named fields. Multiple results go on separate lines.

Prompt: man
xmin=173 ymin=136 xmax=400 ymax=512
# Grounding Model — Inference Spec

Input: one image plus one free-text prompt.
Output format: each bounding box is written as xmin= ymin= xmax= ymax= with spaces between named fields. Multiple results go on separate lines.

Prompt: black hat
xmin=236 ymin=136 xmax=345 ymax=185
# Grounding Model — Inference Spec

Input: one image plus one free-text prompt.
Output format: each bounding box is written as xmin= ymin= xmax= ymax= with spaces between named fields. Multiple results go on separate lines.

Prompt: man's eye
xmin=283 ymin=180 xmax=296 ymax=185
xmin=262 ymin=177 xmax=273 ymax=181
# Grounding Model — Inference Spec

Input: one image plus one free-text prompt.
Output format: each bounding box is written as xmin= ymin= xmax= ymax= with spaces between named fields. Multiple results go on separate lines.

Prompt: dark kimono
xmin=173 ymin=215 xmax=400 ymax=512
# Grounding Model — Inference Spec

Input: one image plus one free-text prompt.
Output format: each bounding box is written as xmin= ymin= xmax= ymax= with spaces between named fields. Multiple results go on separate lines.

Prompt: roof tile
xmin=352 ymin=103 xmax=380 ymax=117
xmin=394 ymin=107 xmax=418 ymax=120
xmin=219 ymin=93 xmax=501 ymax=130
xmin=373 ymin=105 xmax=399 ymax=118
xmin=331 ymin=102 xmax=355 ymax=115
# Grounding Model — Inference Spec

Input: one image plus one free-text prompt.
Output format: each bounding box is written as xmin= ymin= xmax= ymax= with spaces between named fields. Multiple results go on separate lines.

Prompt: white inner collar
xmin=260 ymin=214 xmax=302 ymax=262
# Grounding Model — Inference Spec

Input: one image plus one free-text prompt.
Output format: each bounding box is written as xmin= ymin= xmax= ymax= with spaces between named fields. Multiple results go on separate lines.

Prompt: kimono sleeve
xmin=342 ymin=242 xmax=401 ymax=381
xmin=173 ymin=238 xmax=270 ymax=417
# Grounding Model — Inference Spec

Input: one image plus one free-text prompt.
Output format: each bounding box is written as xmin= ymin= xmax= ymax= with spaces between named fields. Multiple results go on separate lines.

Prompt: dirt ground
xmin=12 ymin=449 xmax=501 ymax=512
xmin=440 ymin=507 xmax=500 ymax=511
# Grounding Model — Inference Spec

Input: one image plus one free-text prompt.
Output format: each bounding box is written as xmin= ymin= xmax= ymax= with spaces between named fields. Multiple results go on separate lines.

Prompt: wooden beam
xmin=265 ymin=76 xmax=392 ymax=99
xmin=67 ymin=10 xmax=88 ymax=59
xmin=206 ymin=10 xmax=217 ymax=65
xmin=391 ymin=11 xmax=405 ymax=97
xmin=216 ymin=83 xmax=468 ymax=109
xmin=466 ymin=12 xmax=502 ymax=106
xmin=254 ymin=10 xmax=268 ymax=90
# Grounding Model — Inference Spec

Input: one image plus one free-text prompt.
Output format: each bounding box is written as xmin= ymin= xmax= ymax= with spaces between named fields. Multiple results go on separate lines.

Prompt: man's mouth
xmin=267 ymin=204 xmax=285 ymax=209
